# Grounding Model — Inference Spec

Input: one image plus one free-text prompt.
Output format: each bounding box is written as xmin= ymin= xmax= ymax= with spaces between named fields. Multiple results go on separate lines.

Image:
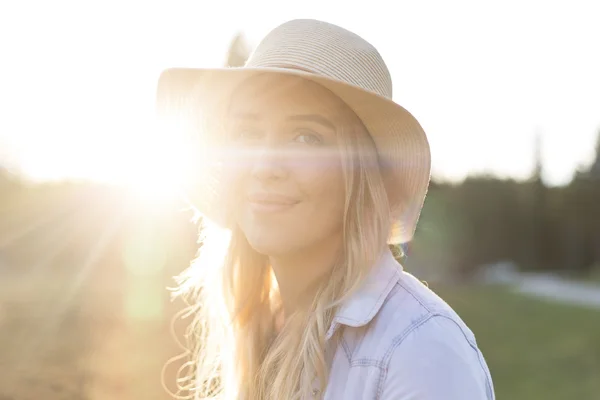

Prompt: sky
xmin=1 ymin=0 xmax=599 ymax=187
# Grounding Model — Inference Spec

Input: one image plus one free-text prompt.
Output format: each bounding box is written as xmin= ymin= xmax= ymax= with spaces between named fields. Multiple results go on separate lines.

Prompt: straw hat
xmin=156 ymin=19 xmax=431 ymax=244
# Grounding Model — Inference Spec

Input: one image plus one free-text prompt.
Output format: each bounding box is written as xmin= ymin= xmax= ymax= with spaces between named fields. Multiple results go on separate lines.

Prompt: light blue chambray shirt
xmin=312 ymin=248 xmax=495 ymax=399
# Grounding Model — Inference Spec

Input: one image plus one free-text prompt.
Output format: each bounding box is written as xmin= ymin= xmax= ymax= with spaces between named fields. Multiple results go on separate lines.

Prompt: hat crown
xmin=246 ymin=19 xmax=393 ymax=99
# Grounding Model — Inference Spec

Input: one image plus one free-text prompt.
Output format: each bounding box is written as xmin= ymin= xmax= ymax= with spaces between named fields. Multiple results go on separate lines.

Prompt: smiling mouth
xmin=246 ymin=193 xmax=299 ymax=213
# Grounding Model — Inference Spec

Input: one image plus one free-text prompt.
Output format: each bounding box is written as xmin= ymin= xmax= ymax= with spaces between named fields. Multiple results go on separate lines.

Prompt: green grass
xmin=435 ymin=285 xmax=600 ymax=400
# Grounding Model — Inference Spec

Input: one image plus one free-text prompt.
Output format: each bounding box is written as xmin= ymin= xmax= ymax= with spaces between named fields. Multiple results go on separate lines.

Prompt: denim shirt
xmin=313 ymin=248 xmax=495 ymax=399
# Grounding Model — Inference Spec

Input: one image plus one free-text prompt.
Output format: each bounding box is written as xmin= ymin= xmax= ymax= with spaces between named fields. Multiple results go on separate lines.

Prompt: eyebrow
xmin=287 ymin=114 xmax=335 ymax=130
xmin=230 ymin=112 xmax=336 ymax=130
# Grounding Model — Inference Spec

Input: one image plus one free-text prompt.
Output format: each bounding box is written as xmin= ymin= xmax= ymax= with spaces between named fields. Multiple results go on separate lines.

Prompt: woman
xmin=158 ymin=19 xmax=495 ymax=400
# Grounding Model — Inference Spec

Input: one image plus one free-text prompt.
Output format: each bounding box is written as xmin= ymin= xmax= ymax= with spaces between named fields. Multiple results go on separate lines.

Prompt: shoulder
xmin=353 ymin=270 xmax=477 ymax=356
xmin=347 ymin=272 xmax=495 ymax=399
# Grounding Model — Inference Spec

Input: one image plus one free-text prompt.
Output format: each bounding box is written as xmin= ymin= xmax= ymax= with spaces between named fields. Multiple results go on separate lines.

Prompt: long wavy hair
xmin=162 ymin=81 xmax=396 ymax=400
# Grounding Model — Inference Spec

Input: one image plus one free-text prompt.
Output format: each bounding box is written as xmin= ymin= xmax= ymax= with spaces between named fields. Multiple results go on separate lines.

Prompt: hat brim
xmin=156 ymin=67 xmax=431 ymax=243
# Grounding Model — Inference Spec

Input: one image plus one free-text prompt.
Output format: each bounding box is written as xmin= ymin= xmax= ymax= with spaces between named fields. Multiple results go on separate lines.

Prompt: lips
xmin=247 ymin=192 xmax=299 ymax=213
xmin=248 ymin=192 xmax=299 ymax=205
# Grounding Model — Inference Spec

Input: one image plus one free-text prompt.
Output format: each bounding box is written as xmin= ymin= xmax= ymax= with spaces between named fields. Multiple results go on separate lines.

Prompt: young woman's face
xmin=224 ymin=74 xmax=354 ymax=257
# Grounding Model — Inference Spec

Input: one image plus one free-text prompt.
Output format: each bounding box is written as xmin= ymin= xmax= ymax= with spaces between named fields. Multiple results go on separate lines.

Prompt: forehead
xmin=227 ymin=73 xmax=347 ymax=119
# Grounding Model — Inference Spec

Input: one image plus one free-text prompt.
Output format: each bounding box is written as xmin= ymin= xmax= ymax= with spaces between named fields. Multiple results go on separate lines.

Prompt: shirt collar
xmin=326 ymin=248 xmax=403 ymax=340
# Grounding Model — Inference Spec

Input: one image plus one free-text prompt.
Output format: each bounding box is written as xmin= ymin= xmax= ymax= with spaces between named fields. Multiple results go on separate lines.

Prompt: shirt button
xmin=311 ymin=388 xmax=320 ymax=397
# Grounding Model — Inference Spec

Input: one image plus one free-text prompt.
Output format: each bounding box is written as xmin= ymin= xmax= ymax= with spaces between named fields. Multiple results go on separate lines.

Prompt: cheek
xmin=220 ymin=163 xmax=248 ymax=221
xmin=298 ymin=163 xmax=346 ymax=227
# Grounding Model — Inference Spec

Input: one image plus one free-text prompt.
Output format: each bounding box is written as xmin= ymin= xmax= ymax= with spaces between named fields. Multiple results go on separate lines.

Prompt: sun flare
xmin=119 ymin=122 xmax=198 ymax=210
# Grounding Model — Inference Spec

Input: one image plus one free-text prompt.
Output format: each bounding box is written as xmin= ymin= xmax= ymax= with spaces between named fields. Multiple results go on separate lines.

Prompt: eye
xmin=294 ymin=130 xmax=323 ymax=146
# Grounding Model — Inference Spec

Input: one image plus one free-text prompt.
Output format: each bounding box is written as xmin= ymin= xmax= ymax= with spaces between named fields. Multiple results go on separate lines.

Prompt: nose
xmin=249 ymin=142 xmax=288 ymax=182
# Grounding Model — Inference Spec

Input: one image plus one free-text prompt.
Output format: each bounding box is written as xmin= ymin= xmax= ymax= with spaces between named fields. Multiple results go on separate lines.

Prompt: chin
xmin=245 ymin=234 xmax=296 ymax=257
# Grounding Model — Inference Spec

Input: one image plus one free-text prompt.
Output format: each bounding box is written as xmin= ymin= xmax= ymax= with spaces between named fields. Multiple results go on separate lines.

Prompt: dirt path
xmin=514 ymin=273 xmax=600 ymax=309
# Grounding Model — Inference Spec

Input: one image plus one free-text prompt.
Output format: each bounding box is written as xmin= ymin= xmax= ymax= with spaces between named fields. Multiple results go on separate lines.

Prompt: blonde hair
xmin=162 ymin=85 xmax=396 ymax=400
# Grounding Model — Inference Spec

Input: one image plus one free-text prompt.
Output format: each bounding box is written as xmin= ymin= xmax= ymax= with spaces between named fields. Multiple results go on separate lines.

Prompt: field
xmin=438 ymin=285 xmax=600 ymax=400
xmin=0 ymin=186 xmax=197 ymax=400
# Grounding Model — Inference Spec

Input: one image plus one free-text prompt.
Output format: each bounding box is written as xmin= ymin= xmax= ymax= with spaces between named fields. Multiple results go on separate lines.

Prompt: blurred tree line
xmin=408 ymin=133 xmax=600 ymax=280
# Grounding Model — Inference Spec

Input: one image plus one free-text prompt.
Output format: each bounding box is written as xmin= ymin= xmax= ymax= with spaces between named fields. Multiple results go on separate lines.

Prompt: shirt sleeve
xmin=379 ymin=315 xmax=493 ymax=400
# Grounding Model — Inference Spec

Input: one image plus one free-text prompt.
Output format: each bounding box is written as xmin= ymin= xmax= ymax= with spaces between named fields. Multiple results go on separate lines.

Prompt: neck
xmin=270 ymin=233 xmax=342 ymax=318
